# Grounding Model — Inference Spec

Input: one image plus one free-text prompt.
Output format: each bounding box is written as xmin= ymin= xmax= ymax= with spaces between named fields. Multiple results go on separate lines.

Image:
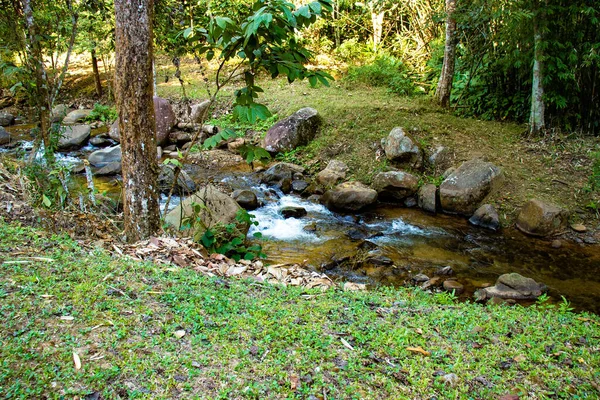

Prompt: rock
xmin=346 ymin=228 xmax=368 ymax=240
xmin=157 ymin=146 xmax=163 ymax=159
xmin=88 ymin=145 xmax=122 ymax=168
xmin=404 ymin=197 xmax=417 ymax=208
xmin=232 ymin=189 xmax=259 ymax=210
xmin=418 ymin=184 xmax=437 ymax=213
xmin=412 ymin=273 xmax=430 ymax=283
xmin=291 ymin=180 xmax=309 ymax=193
xmin=280 ymin=206 xmax=307 ymax=219
xmin=382 ymin=127 xmax=423 ymax=169
xmin=443 ymin=280 xmax=464 ymax=294
xmin=372 ymin=171 xmax=419 ymax=201
xmin=0 ymin=111 xmax=15 ymax=126
xmin=95 ymin=161 xmax=122 ymax=176
xmin=57 ymin=124 xmax=91 ymax=150
xmin=428 ymin=145 xmax=451 ymax=171
xmin=227 ymin=137 xmax=246 ymax=154
xmin=365 ymin=253 xmax=393 ymax=266
xmin=551 ymin=239 xmax=562 ymax=249
xmin=89 ymin=135 xmax=114 ymax=147
xmin=158 ymin=164 xmax=197 ymax=195
xmin=316 ymin=160 xmax=348 ymax=186
xmin=154 ymin=97 xmax=176 ymax=146
xmin=62 ymin=109 xmax=92 ymax=125
xmin=169 ymin=131 xmax=193 ymax=146
xmin=476 ymin=273 xmax=547 ymax=301
xmin=164 ymin=145 xmax=177 ymax=152
xmin=189 ymin=100 xmax=211 ymax=123
xmin=165 ymin=185 xmax=249 ymax=238
xmin=322 ymin=181 xmax=378 ymax=212
xmin=469 ymin=204 xmax=500 ymax=231
xmin=442 ymin=167 xmax=455 ymax=179
xmin=107 ymin=97 xmax=176 ymax=145
xmin=50 ymin=104 xmax=70 ymax=123
xmin=435 ymin=266 xmax=454 ymax=276
xmin=0 ymin=126 xmax=9 ymax=145
xmin=263 ymin=107 xmax=322 ymax=153
xmin=304 ymin=222 xmax=317 ymax=232
xmin=279 ymin=178 xmax=292 ymax=194
xmin=439 ymin=159 xmax=503 ymax=215
xmin=262 ymin=162 xmax=305 ymax=184
xmin=516 ymin=199 xmax=568 ymax=237
xmin=571 ymin=224 xmax=587 ymax=233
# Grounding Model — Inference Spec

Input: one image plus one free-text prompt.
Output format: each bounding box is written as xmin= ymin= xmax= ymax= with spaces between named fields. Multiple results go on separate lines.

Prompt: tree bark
xmin=114 ymin=0 xmax=160 ymax=242
xmin=529 ymin=12 xmax=545 ymax=135
xmin=91 ymin=47 xmax=102 ymax=97
xmin=371 ymin=9 xmax=384 ymax=52
xmin=436 ymin=0 xmax=457 ymax=108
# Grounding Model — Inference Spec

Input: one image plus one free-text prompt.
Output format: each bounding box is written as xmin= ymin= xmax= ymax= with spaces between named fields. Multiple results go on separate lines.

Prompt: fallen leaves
xmin=406 ymin=346 xmax=430 ymax=356
xmin=60 ymin=316 xmax=75 ymax=321
xmin=340 ymin=338 xmax=354 ymax=351
xmin=174 ymin=329 xmax=186 ymax=339
xmin=73 ymin=352 xmax=82 ymax=370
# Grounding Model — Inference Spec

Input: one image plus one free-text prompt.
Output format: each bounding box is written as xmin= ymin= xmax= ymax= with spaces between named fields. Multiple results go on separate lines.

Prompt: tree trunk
xmin=436 ymin=0 xmax=457 ymax=108
xmin=371 ymin=10 xmax=385 ymax=52
xmin=114 ymin=0 xmax=160 ymax=242
xmin=22 ymin=0 xmax=51 ymax=152
xmin=529 ymin=13 xmax=545 ymax=135
xmin=91 ymin=48 xmax=102 ymax=97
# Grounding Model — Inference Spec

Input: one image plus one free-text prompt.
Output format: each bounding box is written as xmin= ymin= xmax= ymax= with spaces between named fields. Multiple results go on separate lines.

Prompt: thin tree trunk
xmin=436 ymin=0 xmax=457 ymax=108
xmin=114 ymin=0 xmax=160 ymax=242
xmin=529 ymin=12 xmax=545 ymax=135
xmin=91 ymin=48 xmax=102 ymax=97
xmin=371 ymin=9 xmax=384 ymax=52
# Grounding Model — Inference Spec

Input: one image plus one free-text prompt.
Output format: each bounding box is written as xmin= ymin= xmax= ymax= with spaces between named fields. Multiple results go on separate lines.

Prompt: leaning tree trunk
xmin=114 ymin=0 xmax=160 ymax=242
xmin=436 ymin=0 xmax=457 ymax=108
xmin=91 ymin=47 xmax=102 ymax=97
xmin=529 ymin=13 xmax=545 ymax=135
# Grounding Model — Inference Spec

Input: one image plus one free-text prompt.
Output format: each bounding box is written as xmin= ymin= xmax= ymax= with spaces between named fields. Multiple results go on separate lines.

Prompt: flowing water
xmin=3 ymin=124 xmax=600 ymax=313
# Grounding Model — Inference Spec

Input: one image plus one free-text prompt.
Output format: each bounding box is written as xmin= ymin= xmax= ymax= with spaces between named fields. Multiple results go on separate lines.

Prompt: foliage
xmin=85 ymin=103 xmax=117 ymax=123
xmin=23 ymin=159 xmax=71 ymax=209
xmin=345 ymin=55 xmax=420 ymax=96
xmin=587 ymin=151 xmax=600 ymax=192
xmin=1 ymin=219 xmax=600 ymax=398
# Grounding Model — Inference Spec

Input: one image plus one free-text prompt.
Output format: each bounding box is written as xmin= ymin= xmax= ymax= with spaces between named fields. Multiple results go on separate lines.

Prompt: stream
xmin=3 ymin=124 xmax=600 ymax=314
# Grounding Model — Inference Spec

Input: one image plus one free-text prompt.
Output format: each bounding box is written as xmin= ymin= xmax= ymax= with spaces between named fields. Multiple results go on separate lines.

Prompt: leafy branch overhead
xmin=181 ymin=0 xmax=334 ymax=124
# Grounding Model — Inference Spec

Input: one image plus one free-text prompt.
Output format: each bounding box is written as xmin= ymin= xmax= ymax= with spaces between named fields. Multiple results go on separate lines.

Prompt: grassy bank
xmin=1 ymin=219 xmax=598 ymax=399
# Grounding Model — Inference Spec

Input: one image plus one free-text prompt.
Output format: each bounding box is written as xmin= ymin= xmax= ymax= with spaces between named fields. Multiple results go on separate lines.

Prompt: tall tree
xmin=114 ymin=0 xmax=160 ymax=241
xmin=529 ymin=2 xmax=545 ymax=135
xmin=436 ymin=0 xmax=457 ymax=108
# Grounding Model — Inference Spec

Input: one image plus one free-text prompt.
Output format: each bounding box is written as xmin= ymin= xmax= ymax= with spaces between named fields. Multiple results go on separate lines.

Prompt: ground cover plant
xmin=0 ymin=219 xmax=598 ymax=399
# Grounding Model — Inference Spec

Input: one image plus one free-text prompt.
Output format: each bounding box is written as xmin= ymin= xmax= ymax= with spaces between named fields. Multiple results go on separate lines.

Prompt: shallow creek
xmin=4 ymin=125 xmax=600 ymax=314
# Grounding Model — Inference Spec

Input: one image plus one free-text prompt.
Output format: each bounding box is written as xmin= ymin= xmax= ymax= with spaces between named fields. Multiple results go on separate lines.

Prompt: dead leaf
xmin=340 ymin=338 xmax=354 ymax=351
xmin=406 ymin=346 xmax=430 ymax=356
xmin=289 ymin=374 xmax=300 ymax=391
xmin=174 ymin=329 xmax=186 ymax=339
xmin=415 ymin=328 xmax=423 ymax=335
xmin=60 ymin=316 xmax=74 ymax=321
xmin=73 ymin=352 xmax=82 ymax=370
xmin=513 ymin=354 xmax=527 ymax=363
xmin=343 ymin=282 xmax=366 ymax=291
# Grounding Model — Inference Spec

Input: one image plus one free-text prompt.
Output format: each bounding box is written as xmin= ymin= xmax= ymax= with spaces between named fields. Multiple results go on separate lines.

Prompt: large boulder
xmin=263 ymin=107 xmax=322 ymax=153
xmin=476 ymin=273 xmax=547 ymax=301
xmin=50 ymin=104 xmax=70 ymax=123
xmin=316 ymin=160 xmax=348 ymax=186
xmin=516 ymin=199 xmax=568 ymax=237
xmin=232 ymin=189 xmax=259 ymax=210
xmin=0 ymin=111 xmax=15 ymax=126
xmin=107 ymin=97 xmax=176 ymax=145
xmin=158 ymin=164 xmax=197 ymax=195
xmin=439 ymin=159 xmax=503 ymax=215
xmin=469 ymin=204 xmax=500 ymax=231
xmin=0 ymin=126 xmax=9 ymax=146
xmin=165 ymin=185 xmax=248 ymax=238
xmin=62 ymin=109 xmax=92 ymax=125
xmin=372 ymin=171 xmax=419 ymax=201
xmin=189 ymin=100 xmax=211 ymax=123
xmin=322 ymin=181 xmax=378 ymax=212
xmin=428 ymin=145 xmax=451 ymax=172
xmin=57 ymin=124 xmax=91 ymax=150
xmin=88 ymin=145 xmax=122 ymax=168
xmin=95 ymin=162 xmax=122 ymax=176
xmin=382 ymin=127 xmax=423 ymax=169
xmin=418 ymin=183 xmax=437 ymax=213
xmin=262 ymin=162 xmax=305 ymax=184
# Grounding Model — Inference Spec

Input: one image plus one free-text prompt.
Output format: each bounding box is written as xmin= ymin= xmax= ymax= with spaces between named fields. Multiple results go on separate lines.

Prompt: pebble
xmin=443 ymin=280 xmax=464 ymax=294
xmin=551 ymin=239 xmax=562 ymax=249
xmin=571 ymin=224 xmax=587 ymax=233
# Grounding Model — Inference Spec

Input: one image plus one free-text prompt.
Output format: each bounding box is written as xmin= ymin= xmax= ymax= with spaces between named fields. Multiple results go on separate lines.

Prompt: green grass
xmin=1 ymin=219 xmax=599 ymax=399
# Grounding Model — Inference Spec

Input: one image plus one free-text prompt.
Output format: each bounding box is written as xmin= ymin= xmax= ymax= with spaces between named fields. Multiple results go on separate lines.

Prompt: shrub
xmin=85 ymin=103 xmax=117 ymax=123
xmin=344 ymin=55 xmax=419 ymax=96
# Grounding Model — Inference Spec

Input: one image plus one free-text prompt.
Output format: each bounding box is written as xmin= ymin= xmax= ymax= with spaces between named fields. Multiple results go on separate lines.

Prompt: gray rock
xmin=476 ymin=273 xmax=547 ymax=301
xmin=50 ymin=104 xmax=70 ymax=123
xmin=316 ymin=160 xmax=348 ymax=186
xmin=428 ymin=145 xmax=451 ymax=171
xmin=263 ymin=107 xmax=322 ymax=153
xmin=62 ymin=109 xmax=92 ymax=125
xmin=322 ymin=181 xmax=378 ymax=212
xmin=418 ymin=184 xmax=437 ymax=213
xmin=443 ymin=280 xmax=464 ymax=294
xmin=158 ymin=164 xmax=197 ymax=195
xmin=232 ymin=189 xmax=259 ymax=210
xmin=442 ymin=167 xmax=455 ymax=179
xmin=89 ymin=135 xmax=114 ymax=147
xmin=412 ymin=273 xmax=430 ymax=283
xmin=516 ymin=199 xmax=568 ymax=237
xmin=262 ymin=162 xmax=305 ymax=184
xmin=469 ymin=204 xmax=500 ymax=231
xmin=383 ymin=127 xmax=423 ymax=169
xmin=439 ymin=159 xmax=503 ymax=215
xmin=372 ymin=171 xmax=419 ymax=201
xmin=291 ymin=180 xmax=309 ymax=193
xmin=88 ymin=145 xmax=122 ymax=168
xmin=189 ymin=100 xmax=211 ymax=123
xmin=57 ymin=124 xmax=91 ymax=150
xmin=280 ymin=206 xmax=307 ymax=219
xmin=0 ymin=126 xmax=9 ymax=145
xmin=108 ymin=120 xmax=120 ymax=142
xmin=165 ymin=185 xmax=248 ymax=238
xmin=107 ymin=97 xmax=176 ymax=145
xmin=95 ymin=161 xmax=122 ymax=176
xmin=169 ymin=131 xmax=192 ymax=146
xmin=0 ymin=111 xmax=15 ymax=126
